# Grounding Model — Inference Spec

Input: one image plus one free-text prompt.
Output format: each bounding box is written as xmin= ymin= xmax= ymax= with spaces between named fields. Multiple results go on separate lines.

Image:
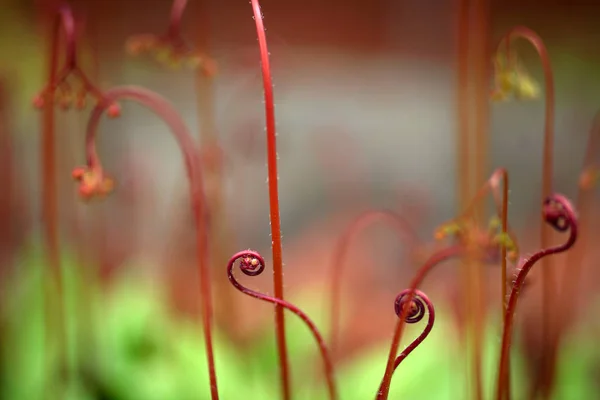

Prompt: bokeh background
xmin=1 ymin=0 xmax=600 ymax=399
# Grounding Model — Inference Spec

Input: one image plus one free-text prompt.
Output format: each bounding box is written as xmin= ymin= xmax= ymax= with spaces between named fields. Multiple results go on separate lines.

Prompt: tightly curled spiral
xmin=543 ymin=194 xmax=576 ymax=233
xmin=232 ymin=250 xmax=265 ymax=277
xmin=394 ymin=289 xmax=427 ymax=324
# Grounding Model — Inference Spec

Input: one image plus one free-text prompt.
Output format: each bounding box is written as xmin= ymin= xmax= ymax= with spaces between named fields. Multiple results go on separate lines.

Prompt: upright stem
xmin=376 ymin=245 xmax=465 ymax=399
xmin=41 ymin=5 xmax=77 ymax=388
xmin=83 ymin=86 xmax=219 ymax=399
xmin=497 ymin=28 xmax=556 ymax=389
xmin=455 ymin=1 xmax=484 ymax=397
xmin=249 ymin=1 xmax=290 ymax=398
xmin=329 ymin=210 xmax=419 ymax=357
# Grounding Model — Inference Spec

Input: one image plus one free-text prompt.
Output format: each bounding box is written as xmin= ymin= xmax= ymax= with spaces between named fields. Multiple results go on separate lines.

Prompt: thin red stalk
xmin=81 ymin=86 xmax=219 ymax=399
xmin=329 ymin=210 xmax=420 ymax=356
xmin=496 ymin=28 xmax=556 ymax=392
xmin=496 ymin=194 xmax=578 ymax=400
xmin=228 ymin=250 xmax=337 ymax=400
xmin=376 ymin=245 xmax=465 ymax=399
xmin=249 ymin=1 xmax=290 ymax=398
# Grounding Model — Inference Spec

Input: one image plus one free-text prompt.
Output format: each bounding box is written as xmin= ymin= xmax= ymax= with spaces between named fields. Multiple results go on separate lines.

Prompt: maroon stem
xmin=496 ymin=194 xmax=578 ymax=400
xmin=83 ymin=86 xmax=219 ymax=400
xmin=376 ymin=245 xmax=465 ymax=399
xmin=228 ymin=250 xmax=337 ymax=400
xmin=329 ymin=210 xmax=420 ymax=356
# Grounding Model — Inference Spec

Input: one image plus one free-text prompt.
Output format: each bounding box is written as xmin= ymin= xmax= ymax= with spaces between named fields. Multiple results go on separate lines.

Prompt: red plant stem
xmin=249 ymin=1 xmax=290 ymax=398
xmin=496 ymin=194 xmax=578 ymax=400
xmin=228 ymin=250 xmax=337 ymax=400
xmin=497 ymin=28 xmax=556 ymax=389
xmin=376 ymin=245 xmax=465 ymax=399
xmin=329 ymin=210 xmax=420 ymax=356
xmin=83 ymin=86 xmax=219 ymax=400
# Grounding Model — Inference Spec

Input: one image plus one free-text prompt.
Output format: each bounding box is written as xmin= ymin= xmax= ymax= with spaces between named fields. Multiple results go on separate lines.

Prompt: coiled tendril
xmin=496 ymin=193 xmax=578 ymax=400
xmin=227 ymin=250 xmax=337 ymax=400
xmin=392 ymin=289 xmax=435 ymax=370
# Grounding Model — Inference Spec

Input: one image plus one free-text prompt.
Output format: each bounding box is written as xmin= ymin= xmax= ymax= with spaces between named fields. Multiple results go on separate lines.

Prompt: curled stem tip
xmin=391 ymin=289 xmax=435 ymax=370
xmin=329 ymin=210 xmax=420 ymax=355
xmin=376 ymin=245 xmax=464 ymax=400
xmin=496 ymin=194 xmax=578 ymax=400
xmin=227 ymin=250 xmax=338 ymax=400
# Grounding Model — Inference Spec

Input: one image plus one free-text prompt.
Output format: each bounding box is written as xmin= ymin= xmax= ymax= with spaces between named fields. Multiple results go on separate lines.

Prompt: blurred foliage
xmin=1 ymin=245 xmax=599 ymax=399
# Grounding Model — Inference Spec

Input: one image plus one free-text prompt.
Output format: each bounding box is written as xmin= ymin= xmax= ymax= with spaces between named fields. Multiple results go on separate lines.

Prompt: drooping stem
xmin=496 ymin=194 xmax=578 ymax=400
xmin=227 ymin=250 xmax=337 ymax=400
xmin=329 ymin=210 xmax=420 ymax=356
xmin=376 ymin=245 xmax=465 ymax=399
xmin=249 ymin=1 xmax=290 ymax=398
xmin=496 ymin=28 xmax=556 ymax=387
xmin=81 ymin=86 xmax=219 ymax=400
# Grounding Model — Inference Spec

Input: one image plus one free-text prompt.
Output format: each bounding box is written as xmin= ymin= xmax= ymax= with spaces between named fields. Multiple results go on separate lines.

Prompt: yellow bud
xmin=514 ymin=75 xmax=540 ymax=100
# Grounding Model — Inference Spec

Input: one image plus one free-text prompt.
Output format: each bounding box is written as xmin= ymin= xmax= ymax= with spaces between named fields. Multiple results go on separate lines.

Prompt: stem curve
xmin=227 ymin=250 xmax=337 ymax=400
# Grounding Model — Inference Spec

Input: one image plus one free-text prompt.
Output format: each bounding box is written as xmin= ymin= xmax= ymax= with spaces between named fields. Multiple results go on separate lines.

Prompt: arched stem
xmin=376 ymin=245 xmax=465 ymax=399
xmin=329 ymin=210 xmax=420 ymax=356
xmin=496 ymin=28 xmax=556 ymax=391
xmin=248 ymin=1 xmax=290 ymax=398
xmin=81 ymin=86 xmax=219 ymax=400
xmin=228 ymin=250 xmax=337 ymax=400
xmin=495 ymin=194 xmax=578 ymax=400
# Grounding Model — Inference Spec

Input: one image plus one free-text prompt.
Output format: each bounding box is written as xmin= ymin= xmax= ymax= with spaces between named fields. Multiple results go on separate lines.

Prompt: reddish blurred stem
xmin=329 ymin=210 xmax=419 ymax=357
xmin=249 ymin=1 xmax=290 ymax=398
xmin=83 ymin=86 xmax=219 ymax=399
